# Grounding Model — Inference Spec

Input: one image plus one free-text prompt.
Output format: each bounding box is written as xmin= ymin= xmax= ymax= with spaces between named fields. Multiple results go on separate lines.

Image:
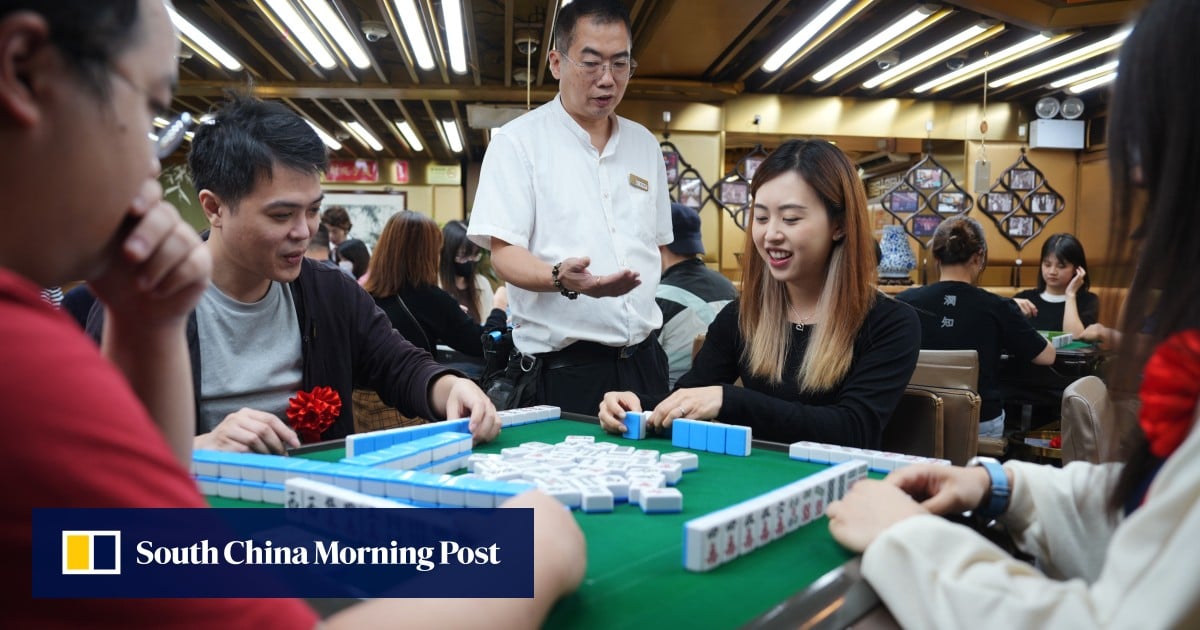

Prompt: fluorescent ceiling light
xmin=989 ymin=29 xmax=1128 ymax=88
xmin=264 ymin=0 xmax=336 ymax=69
xmin=762 ymin=0 xmax=855 ymax=73
xmin=442 ymin=0 xmax=467 ymax=74
xmin=305 ymin=120 xmax=343 ymax=150
xmin=1049 ymin=60 xmax=1118 ymax=88
xmin=300 ymin=0 xmax=371 ymax=69
xmin=1068 ymin=71 xmax=1116 ymax=94
xmin=343 ymin=121 xmax=383 ymax=151
xmin=442 ymin=119 xmax=464 ymax=153
xmin=915 ymin=33 xmax=1058 ymax=94
xmin=394 ymin=120 xmax=425 ymax=152
xmin=863 ymin=23 xmax=991 ymax=89
xmin=812 ymin=7 xmax=934 ymax=82
xmin=393 ymin=0 xmax=435 ymax=70
xmin=167 ymin=6 xmax=242 ymax=71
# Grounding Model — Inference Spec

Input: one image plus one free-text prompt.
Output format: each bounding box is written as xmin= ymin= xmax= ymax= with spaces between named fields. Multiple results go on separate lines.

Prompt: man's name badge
xmin=629 ymin=174 xmax=649 ymax=191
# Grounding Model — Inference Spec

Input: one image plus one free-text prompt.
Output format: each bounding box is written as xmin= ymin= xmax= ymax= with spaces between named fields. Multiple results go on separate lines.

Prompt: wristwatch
xmin=967 ymin=456 xmax=1010 ymax=519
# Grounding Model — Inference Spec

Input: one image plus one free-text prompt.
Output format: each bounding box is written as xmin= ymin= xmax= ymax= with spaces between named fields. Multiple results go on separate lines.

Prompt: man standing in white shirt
xmin=468 ymin=0 xmax=672 ymax=414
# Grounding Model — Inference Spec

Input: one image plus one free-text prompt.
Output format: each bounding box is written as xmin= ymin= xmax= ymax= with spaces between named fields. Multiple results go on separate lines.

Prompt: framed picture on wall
xmin=915 ymin=168 xmax=942 ymax=189
xmin=720 ymin=180 xmax=749 ymax=206
xmin=662 ymin=151 xmax=680 ymax=186
xmin=912 ymin=214 xmax=943 ymax=237
xmin=322 ymin=192 xmax=407 ymax=252
xmin=1008 ymin=216 xmax=1034 ymax=237
xmin=1031 ymin=193 xmax=1057 ymax=214
xmin=937 ymin=192 xmax=964 ymax=214
xmin=679 ymin=176 xmax=703 ymax=208
xmin=1010 ymin=168 xmax=1036 ymax=190
xmin=889 ymin=190 xmax=919 ymax=213
xmin=741 ymin=157 xmax=764 ymax=182
xmin=987 ymin=193 xmax=1013 ymax=215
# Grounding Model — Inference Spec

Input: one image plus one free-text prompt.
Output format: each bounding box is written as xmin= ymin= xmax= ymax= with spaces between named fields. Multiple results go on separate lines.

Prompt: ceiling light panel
xmin=762 ymin=0 xmax=857 ymax=73
xmin=262 ymin=0 xmax=337 ymax=69
xmin=915 ymin=32 xmax=1072 ymax=94
xmin=299 ymin=0 xmax=371 ymax=69
xmin=393 ymin=0 xmax=436 ymax=70
xmin=812 ymin=7 xmax=943 ymax=83
xmin=167 ymin=6 xmax=243 ymax=71
xmin=442 ymin=0 xmax=468 ymax=74
xmin=989 ymin=29 xmax=1128 ymax=89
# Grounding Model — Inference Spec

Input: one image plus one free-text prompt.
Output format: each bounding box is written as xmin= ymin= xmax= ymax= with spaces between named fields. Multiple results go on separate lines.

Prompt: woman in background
xmin=1013 ymin=233 xmax=1100 ymax=337
xmin=827 ymin=2 xmax=1200 ymax=626
xmin=897 ymin=216 xmax=1055 ymax=438
xmin=440 ymin=219 xmax=496 ymax=323
xmin=363 ymin=211 xmax=506 ymax=362
xmin=599 ymin=139 xmax=920 ymax=448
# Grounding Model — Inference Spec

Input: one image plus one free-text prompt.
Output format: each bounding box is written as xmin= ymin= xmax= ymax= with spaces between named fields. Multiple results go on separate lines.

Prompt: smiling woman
xmin=600 ymin=139 xmax=921 ymax=448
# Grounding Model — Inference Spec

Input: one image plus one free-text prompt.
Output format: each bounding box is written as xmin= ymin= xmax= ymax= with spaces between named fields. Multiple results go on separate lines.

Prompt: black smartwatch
xmin=968 ymin=456 xmax=1010 ymax=519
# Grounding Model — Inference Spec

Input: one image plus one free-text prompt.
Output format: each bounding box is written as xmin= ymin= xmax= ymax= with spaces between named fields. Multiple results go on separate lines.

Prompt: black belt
xmin=540 ymin=336 xmax=657 ymax=370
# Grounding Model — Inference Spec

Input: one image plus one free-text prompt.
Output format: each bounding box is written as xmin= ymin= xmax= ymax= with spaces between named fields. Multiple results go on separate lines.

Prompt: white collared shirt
xmin=468 ymin=95 xmax=673 ymax=354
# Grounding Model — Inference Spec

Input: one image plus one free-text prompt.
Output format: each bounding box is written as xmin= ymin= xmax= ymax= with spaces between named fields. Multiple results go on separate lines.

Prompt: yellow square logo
xmin=61 ymin=530 xmax=121 ymax=575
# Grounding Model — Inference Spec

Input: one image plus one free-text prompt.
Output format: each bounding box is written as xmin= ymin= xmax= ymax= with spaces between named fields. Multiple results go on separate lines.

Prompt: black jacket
xmin=88 ymin=259 xmax=453 ymax=439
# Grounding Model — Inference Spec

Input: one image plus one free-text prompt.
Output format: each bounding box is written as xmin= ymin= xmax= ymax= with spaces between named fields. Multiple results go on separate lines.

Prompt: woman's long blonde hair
xmin=739 ymin=139 xmax=877 ymax=392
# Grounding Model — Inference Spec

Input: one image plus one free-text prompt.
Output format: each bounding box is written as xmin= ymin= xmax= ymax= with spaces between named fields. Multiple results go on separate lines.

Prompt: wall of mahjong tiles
xmin=209 ymin=418 xmax=883 ymax=629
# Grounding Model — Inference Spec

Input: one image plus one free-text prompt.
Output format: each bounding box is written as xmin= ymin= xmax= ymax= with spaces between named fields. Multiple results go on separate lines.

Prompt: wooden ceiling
xmin=169 ymin=0 xmax=1145 ymax=161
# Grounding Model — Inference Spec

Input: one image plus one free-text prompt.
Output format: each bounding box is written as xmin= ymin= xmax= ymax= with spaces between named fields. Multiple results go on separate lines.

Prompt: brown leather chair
xmin=1060 ymin=375 xmax=1141 ymax=464
xmin=883 ymin=388 xmax=945 ymax=459
xmin=886 ymin=350 xmax=984 ymax=465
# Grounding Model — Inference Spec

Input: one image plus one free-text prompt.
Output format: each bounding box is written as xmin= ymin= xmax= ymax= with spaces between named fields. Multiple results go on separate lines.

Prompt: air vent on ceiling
xmin=856 ymin=152 xmax=911 ymax=177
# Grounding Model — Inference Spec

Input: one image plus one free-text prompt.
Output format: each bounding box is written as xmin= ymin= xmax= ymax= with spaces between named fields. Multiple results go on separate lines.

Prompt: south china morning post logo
xmin=61 ymin=530 xmax=121 ymax=575
xmin=34 ymin=508 xmax=534 ymax=598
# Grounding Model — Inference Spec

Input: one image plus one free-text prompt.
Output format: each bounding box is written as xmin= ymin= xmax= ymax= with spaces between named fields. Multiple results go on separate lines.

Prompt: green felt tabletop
xmin=212 ymin=419 xmax=866 ymax=629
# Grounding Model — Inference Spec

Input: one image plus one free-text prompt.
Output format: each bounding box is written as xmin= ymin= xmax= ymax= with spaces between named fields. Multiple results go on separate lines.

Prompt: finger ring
xmin=678 ymin=407 xmax=687 ymax=417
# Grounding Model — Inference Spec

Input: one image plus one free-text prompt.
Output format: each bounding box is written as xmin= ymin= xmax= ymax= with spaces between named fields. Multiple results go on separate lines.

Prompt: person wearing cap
xmin=656 ymin=203 xmax=737 ymax=387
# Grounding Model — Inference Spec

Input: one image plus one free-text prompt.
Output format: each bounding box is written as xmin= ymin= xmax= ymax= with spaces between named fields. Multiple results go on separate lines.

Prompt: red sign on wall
xmin=326 ymin=159 xmax=379 ymax=183
xmin=394 ymin=160 xmax=410 ymax=184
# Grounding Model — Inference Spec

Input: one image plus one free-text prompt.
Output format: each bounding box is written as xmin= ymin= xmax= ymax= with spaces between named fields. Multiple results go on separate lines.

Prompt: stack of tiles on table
xmin=192 ymin=406 xmax=562 ymax=509
xmin=683 ymin=459 xmax=868 ymax=573
xmin=623 ymin=412 xmax=753 ymax=457
xmin=788 ymin=441 xmax=950 ymax=473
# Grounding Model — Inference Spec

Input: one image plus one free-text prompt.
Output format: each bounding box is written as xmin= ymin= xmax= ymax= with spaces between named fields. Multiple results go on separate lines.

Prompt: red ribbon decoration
xmin=1138 ymin=329 xmax=1200 ymax=459
xmin=286 ymin=386 xmax=342 ymax=443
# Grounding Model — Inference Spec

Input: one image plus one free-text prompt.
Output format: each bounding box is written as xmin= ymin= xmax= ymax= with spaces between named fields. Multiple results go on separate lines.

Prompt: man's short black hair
xmin=554 ymin=0 xmax=631 ymax=54
xmin=188 ymin=95 xmax=329 ymax=207
xmin=0 ymin=1 xmax=142 ymax=96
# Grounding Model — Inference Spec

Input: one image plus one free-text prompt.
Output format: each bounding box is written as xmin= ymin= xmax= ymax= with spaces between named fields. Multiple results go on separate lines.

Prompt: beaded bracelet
xmin=552 ymin=262 xmax=579 ymax=299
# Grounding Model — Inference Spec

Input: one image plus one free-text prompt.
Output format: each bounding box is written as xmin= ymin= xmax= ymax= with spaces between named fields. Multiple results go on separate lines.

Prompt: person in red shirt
xmin=0 ymin=1 xmax=583 ymax=627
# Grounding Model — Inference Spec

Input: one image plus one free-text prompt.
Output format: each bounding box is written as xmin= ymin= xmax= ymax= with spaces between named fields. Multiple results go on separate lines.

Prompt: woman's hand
xmin=1066 ymin=266 xmax=1087 ymax=298
xmin=1012 ymin=297 xmax=1038 ymax=318
xmin=827 ymin=480 xmax=929 ymax=552
xmin=647 ymin=386 xmax=723 ymax=432
xmin=884 ymin=463 xmax=992 ymax=515
xmin=598 ymin=391 xmax=642 ymax=434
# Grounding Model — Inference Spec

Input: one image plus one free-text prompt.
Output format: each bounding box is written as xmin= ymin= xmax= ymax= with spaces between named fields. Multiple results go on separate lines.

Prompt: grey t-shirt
xmin=196 ymin=282 xmax=303 ymax=433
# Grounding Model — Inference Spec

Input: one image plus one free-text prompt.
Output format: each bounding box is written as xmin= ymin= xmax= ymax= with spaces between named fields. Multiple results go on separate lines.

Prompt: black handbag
xmin=477 ymin=328 xmax=541 ymax=410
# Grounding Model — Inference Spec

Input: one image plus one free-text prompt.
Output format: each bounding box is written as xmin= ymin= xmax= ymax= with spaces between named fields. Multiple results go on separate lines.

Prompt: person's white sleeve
xmin=861 ymin=407 xmax=1200 ymax=629
xmin=1000 ymin=459 xmax=1121 ymax=580
xmin=652 ymin=141 xmax=673 ymax=246
xmin=467 ymin=133 xmax=534 ymax=251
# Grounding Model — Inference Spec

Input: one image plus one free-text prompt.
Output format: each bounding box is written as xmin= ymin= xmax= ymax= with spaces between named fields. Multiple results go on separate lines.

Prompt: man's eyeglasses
xmin=558 ymin=51 xmax=637 ymax=81
xmin=108 ymin=65 xmax=193 ymax=160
